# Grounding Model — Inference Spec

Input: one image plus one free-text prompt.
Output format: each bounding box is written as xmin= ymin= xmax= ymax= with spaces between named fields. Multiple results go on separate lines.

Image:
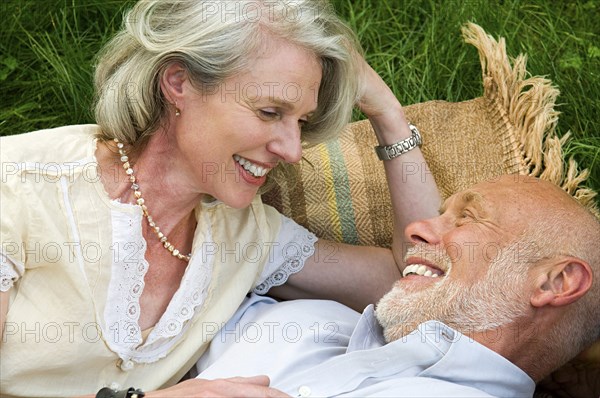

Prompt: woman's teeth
xmin=234 ymin=155 xmax=269 ymax=177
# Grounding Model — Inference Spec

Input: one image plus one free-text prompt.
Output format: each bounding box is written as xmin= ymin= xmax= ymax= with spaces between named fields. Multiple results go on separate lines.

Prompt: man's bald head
xmin=474 ymin=174 xmax=600 ymax=264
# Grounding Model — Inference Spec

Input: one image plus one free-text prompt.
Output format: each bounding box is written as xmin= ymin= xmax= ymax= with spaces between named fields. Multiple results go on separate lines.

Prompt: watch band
xmin=374 ymin=123 xmax=422 ymax=160
xmin=96 ymin=387 xmax=145 ymax=398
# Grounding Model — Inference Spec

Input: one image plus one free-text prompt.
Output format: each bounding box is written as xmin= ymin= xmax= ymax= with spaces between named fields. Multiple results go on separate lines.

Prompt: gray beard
xmin=375 ymin=243 xmax=531 ymax=342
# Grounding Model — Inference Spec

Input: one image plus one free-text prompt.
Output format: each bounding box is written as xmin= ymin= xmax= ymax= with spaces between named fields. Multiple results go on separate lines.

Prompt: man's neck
xmin=469 ymin=320 xmax=555 ymax=382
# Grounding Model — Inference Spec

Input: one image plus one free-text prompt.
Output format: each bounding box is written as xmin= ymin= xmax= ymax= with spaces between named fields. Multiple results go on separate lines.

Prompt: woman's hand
xmin=355 ymin=56 xmax=404 ymax=121
xmin=145 ymin=376 xmax=290 ymax=398
xmin=353 ymin=54 xmax=413 ymax=152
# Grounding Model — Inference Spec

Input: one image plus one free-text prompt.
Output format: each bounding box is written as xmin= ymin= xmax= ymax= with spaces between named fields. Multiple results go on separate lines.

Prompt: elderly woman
xmin=0 ymin=0 xmax=439 ymax=397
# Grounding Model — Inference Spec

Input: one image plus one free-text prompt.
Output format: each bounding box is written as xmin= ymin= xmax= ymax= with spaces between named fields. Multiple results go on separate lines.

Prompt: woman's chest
xmin=137 ymin=249 xmax=187 ymax=331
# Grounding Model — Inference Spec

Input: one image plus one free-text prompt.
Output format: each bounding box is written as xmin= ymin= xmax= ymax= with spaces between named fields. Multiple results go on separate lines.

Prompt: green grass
xmin=1 ymin=0 xmax=599 ymax=205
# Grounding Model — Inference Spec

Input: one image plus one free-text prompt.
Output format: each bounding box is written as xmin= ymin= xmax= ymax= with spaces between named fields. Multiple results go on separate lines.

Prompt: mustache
xmin=404 ymin=243 xmax=453 ymax=273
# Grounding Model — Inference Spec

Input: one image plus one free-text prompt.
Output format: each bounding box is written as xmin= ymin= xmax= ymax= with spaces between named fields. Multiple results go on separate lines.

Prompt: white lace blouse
xmin=0 ymin=125 xmax=317 ymax=397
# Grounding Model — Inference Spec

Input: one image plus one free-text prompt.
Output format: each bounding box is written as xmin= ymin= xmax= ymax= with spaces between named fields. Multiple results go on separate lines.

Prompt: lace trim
xmin=140 ymin=221 xmax=215 ymax=359
xmin=253 ymin=218 xmax=317 ymax=295
xmin=0 ymin=252 xmax=24 ymax=292
xmin=104 ymin=208 xmax=148 ymax=355
xmin=104 ymin=206 xmax=215 ymax=363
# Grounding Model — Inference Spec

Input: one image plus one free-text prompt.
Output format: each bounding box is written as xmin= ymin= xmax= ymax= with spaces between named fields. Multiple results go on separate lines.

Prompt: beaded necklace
xmin=114 ymin=138 xmax=191 ymax=262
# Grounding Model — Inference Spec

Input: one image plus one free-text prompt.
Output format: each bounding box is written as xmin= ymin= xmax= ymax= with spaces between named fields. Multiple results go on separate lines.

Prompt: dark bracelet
xmin=96 ymin=387 xmax=145 ymax=398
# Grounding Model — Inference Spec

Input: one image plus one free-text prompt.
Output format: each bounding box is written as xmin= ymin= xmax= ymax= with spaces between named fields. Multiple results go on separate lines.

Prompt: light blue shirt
xmin=197 ymin=294 xmax=535 ymax=397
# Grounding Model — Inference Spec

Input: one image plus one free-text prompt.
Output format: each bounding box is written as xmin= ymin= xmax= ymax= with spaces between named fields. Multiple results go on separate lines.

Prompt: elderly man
xmin=163 ymin=175 xmax=600 ymax=397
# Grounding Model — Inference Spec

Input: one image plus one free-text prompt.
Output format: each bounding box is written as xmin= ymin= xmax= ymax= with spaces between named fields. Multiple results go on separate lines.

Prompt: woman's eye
xmin=259 ymin=109 xmax=279 ymax=119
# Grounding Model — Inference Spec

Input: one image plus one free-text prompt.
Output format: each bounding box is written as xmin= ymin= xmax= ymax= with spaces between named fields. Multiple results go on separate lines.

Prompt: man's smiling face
xmin=375 ymin=176 xmax=540 ymax=341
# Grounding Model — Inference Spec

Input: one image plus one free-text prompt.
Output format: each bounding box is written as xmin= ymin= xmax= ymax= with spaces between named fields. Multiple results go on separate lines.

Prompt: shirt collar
xmin=347 ymin=307 xmax=536 ymax=397
xmin=347 ymin=304 xmax=386 ymax=351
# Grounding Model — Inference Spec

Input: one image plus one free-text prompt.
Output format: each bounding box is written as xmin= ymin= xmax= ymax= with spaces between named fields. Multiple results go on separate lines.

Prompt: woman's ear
xmin=531 ymin=257 xmax=593 ymax=308
xmin=160 ymin=63 xmax=187 ymax=106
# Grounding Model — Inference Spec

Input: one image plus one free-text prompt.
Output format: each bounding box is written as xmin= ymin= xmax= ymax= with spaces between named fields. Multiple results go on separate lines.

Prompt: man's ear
xmin=160 ymin=62 xmax=187 ymax=107
xmin=531 ymin=257 xmax=593 ymax=308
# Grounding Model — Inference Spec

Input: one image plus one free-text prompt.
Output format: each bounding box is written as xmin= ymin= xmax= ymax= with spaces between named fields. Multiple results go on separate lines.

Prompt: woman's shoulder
xmin=197 ymin=195 xmax=285 ymax=237
xmin=1 ymin=124 xmax=100 ymax=164
xmin=201 ymin=195 xmax=281 ymax=220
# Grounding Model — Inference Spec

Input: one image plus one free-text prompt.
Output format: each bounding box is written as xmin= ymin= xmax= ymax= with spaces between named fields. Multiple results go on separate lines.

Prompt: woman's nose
xmin=267 ymin=123 xmax=303 ymax=164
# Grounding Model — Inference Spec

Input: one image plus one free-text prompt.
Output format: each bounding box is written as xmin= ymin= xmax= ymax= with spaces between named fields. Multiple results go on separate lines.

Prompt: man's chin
xmin=375 ymin=278 xmax=458 ymax=343
xmin=375 ymin=286 xmax=426 ymax=342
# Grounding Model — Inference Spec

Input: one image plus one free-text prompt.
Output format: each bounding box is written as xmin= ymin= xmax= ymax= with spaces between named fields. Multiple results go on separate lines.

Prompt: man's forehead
xmin=439 ymin=179 xmax=544 ymax=235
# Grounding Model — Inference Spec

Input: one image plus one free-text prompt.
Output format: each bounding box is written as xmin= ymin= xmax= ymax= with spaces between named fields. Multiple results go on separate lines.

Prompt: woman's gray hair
xmin=94 ymin=0 xmax=361 ymax=149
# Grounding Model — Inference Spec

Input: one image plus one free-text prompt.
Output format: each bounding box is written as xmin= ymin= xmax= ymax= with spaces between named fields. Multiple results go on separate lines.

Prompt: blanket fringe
xmin=461 ymin=22 xmax=599 ymax=217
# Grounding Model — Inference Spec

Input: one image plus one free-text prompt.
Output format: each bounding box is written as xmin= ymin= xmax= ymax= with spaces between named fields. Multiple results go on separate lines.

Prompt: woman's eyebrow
xmin=264 ymin=97 xmax=318 ymax=115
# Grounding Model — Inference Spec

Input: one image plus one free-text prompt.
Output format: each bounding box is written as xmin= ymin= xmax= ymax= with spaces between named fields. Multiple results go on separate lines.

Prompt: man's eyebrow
xmin=438 ymin=190 xmax=487 ymax=214
xmin=461 ymin=190 xmax=488 ymax=215
xmin=462 ymin=190 xmax=484 ymax=205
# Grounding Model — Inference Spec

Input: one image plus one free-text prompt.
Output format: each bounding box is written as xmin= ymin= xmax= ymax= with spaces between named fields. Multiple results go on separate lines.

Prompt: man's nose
xmin=404 ymin=217 xmax=442 ymax=246
xmin=267 ymin=123 xmax=303 ymax=164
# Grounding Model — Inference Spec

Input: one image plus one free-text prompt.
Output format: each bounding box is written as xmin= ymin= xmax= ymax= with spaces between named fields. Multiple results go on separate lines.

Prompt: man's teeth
xmin=402 ymin=264 xmax=441 ymax=278
xmin=234 ymin=155 xmax=269 ymax=177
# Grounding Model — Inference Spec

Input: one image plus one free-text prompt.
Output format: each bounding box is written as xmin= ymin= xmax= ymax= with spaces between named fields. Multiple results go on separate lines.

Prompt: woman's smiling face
xmin=169 ymin=39 xmax=322 ymax=208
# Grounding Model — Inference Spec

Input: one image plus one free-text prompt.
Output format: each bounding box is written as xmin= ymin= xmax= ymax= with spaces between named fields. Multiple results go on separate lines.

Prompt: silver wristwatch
xmin=374 ymin=123 xmax=422 ymax=161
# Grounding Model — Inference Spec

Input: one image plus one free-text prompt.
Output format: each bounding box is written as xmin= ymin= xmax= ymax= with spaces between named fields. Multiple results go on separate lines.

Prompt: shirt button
xmin=109 ymin=382 xmax=121 ymax=390
xmin=120 ymin=360 xmax=134 ymax=371
xmin=298 ymin=385 xmax=312 ymax=397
